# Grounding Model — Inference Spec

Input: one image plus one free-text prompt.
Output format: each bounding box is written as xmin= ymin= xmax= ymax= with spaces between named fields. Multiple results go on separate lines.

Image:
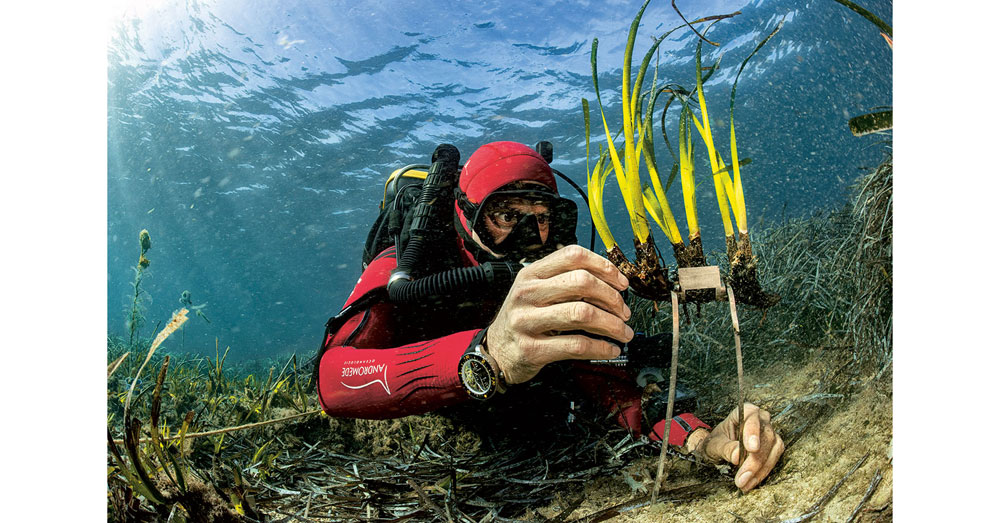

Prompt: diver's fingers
xmin=735 ymin=430 xmax=785 ymax=492
xmin=533 ymin=333 xmax=622 ymax=364
xmin=705 ymin=438 xmax=742 ymax=466
xmin=525 ymin=245 xmax=628 ymax=291
xmin=734 ymin=435 xmax=767 ymax=490
xmin=741 ymin=406 xmax=763 ymax=452
xmin=704 ymin=403 xmax=766 ymax=465
xmin=525 ymin=269 xmax=629 ymax=320
xmin=519 ymin=301 xmax=634 ymax=344
xmin=491 ymin=332 xmax=621 ymax=385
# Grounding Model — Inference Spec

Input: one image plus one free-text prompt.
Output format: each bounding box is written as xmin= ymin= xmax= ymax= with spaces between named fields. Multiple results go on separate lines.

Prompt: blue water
xmin=107 ymin=0 xmax=891 ymax=361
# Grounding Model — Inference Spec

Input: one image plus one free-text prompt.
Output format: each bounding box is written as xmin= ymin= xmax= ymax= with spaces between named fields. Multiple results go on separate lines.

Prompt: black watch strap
xmin=463 ymin=328 xmax=507 ymax=395
xmin=479 ymin=328 xmax=507 ymax=393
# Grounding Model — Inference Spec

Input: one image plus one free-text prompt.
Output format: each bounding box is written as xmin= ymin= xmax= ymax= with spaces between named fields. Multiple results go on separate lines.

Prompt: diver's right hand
xmin=485 ymin=245 xmax=634 ymax=384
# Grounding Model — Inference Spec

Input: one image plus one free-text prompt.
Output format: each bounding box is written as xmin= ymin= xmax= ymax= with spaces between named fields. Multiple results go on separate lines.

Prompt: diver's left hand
xmin=690 ymin=403 xmax=784 ymax=492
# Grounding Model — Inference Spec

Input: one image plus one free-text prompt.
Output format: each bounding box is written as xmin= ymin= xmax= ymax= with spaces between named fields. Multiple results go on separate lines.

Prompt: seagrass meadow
xmin=107 ymin=146 xmax=892 ymax=522
xmin=106 ymin=0 xmax=894 ymax=519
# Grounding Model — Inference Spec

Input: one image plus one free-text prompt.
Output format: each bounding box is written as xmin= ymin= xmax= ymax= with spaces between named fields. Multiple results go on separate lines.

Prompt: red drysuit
xmin=315 ymin=238 xmax=709 ymax=446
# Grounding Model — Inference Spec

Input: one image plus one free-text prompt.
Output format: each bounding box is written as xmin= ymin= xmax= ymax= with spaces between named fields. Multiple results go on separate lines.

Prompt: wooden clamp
xmin=651 ymin=265 xmax=746 ymax=503
xmin=676 ymin=265 xmax=727 ymax=303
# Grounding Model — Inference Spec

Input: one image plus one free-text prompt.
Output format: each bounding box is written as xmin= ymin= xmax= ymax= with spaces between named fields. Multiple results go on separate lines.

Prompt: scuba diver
xmin=315 ymin=141 xmax=783 ymax=492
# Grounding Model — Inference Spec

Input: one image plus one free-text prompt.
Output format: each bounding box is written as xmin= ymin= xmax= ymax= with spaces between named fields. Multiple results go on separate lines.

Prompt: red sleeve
xmin=316 ymin=246 xmax=474 ymax=419
xmin=570 ymin=363 xmax=709 ymax=445
xmin=569 ymin=363 xmax=644 ymax=433
xmin=317 ymin=330 xmax=478 ymax=419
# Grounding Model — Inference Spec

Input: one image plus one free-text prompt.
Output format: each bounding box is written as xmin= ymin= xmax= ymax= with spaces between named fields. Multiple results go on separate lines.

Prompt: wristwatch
xmin=458 ymin=332 xmax=507 ymax=400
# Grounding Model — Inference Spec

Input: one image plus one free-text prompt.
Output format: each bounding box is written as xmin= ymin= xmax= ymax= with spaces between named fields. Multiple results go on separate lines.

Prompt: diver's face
xmin=481 ymin=196 xmax=551 ymax=246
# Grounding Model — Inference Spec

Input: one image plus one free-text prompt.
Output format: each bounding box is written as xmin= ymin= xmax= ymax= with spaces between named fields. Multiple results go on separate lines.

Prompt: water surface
xmin=107 ymin=0 xmax=892 ymax=359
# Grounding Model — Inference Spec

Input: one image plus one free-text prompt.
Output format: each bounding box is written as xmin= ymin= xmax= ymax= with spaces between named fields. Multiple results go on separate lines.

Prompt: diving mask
xmin=471 ymin=189 xmax=577 ymax=261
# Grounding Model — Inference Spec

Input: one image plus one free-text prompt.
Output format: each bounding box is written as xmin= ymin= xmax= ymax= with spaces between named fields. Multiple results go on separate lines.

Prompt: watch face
xmin=460 ymin=354 xmax=495 ymax=399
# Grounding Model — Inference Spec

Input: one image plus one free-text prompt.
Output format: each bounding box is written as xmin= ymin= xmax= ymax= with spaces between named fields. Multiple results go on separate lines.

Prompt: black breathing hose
xmin=387 ymin=144 xmax=524 ymax=304
xmin=391 ymin=143 xmax=461 ymax=281
xmin=387 ymin=261 xmax=522 ymax=304
xmin=389 ymin=140 xmax=625 ymax=303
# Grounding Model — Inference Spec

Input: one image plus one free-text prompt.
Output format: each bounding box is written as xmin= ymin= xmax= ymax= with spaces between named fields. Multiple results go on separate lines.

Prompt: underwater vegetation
xmin=106 ymin=145 xmax=892 ymax=519
xmin=107 ymin=140 xmax=893 ymax=519
xmin=582 ymin=4 xmax=781 ymax=479
xmin=583 ymin=0 xmax=781 ymax=308
xmin=108 ymin=230 xmax=320 ymax=521
xmin=628 ymin=148 xmax=892 ymax=374
xmin=833 ymin=0 xmax=893 ymax=136
xmin=127 ymin=229 xmax=153 ymax=348
xmin=105 ymin=125 xmax=893 ymax=520
xmin=107 ymin=329 xmax=319 ymax=521
xmin=579 ymin=0 xmax=891 ymax=505
xmin=106 ymin=2 xmax=892 ymax=518
xmin=839 ymin=151 xmax=892 ymax=369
